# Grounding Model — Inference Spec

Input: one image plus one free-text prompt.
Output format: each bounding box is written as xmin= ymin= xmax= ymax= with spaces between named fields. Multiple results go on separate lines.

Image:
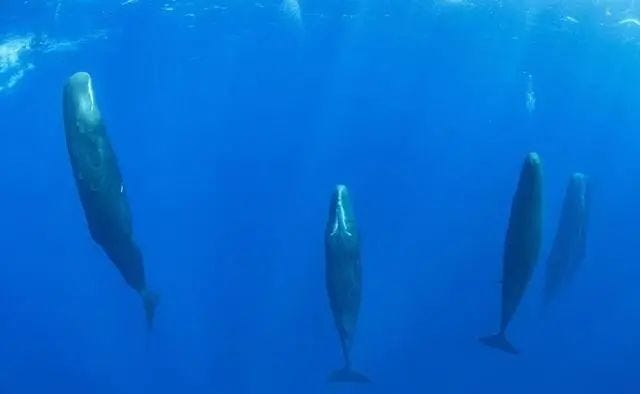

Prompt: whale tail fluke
xmin=141 ymin=289 xmax=159 ymax=330
xmin=479 ymin=332 xmax=518 ymax=355
xmin=328 ymin=367 xmax=371 ymax=383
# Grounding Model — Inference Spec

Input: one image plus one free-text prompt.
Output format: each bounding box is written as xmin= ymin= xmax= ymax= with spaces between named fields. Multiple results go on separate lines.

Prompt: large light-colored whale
xmin=63 ymin=71 xmax=157 ymax=328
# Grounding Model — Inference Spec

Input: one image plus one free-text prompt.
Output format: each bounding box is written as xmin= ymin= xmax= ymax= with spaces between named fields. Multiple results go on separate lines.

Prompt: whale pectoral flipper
xmin=479 ymin=332 xmax=518 ymax=355
xmin=328 ymin=367 xmax=371 ymax=383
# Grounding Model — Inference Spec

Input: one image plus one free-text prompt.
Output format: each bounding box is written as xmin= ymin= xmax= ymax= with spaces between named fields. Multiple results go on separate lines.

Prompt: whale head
xmin=63 ymin=71 xmax=101 ymax=131
xmin=521 ymin=151 xmax=543 ymax=190
xmin=570 ymin=172 xmax=588 ymax=194
xmin=327 ymin=184 xmax=356 ymax=238
xmin=569 ymin=172 xmax=590 ymax=214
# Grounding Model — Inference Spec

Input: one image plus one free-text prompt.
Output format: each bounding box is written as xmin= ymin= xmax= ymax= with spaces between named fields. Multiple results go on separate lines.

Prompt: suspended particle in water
xmin=525 ymin=72 xmax=536 ymax=114
xmin=54 ymin=0 xmax=62 ymax=21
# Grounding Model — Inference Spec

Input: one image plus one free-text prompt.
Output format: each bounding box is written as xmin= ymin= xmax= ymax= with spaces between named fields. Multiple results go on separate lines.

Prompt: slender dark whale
xmin=543 ymin=173 xmax=589 ymax=305
xmin=324 ymin=185 xmax=370 ymax=383
xmin=63 ymin=71 xmax=157 ymax=328
xmin=480 ymin=152 xmax=543 ymax=354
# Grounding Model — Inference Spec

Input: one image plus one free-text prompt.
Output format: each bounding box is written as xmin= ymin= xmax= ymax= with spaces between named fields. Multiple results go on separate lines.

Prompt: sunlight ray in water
xmin=1 ymin=1 xmax=640 ymax=391
xmin=0 ymin=30 xmax=107 ymax=94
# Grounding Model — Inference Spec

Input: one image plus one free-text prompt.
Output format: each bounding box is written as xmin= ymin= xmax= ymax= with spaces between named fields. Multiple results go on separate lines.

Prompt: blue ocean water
xmin=1 ymin=0 xmax=640 ymax=393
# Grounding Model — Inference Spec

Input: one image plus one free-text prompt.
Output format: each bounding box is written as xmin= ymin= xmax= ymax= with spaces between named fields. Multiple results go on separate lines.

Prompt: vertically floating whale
xmin=480 ymin=152 xmax=543 ymax=354
xmin=543 ymin=173 xmax=590 ymax=305
xmin=324 ymin=185 xmax=370 ymax=383
xmin=63 ymin=71 xmax=157 ymax=328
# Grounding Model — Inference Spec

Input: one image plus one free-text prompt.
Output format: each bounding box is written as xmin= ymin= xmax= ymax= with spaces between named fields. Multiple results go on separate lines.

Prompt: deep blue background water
xmin=1 ymin=1 xmax=640 ymax=393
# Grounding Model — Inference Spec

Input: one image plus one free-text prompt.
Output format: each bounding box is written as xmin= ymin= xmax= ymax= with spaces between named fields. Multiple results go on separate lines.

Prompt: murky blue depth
xmin=1 ymin=1 xmax=640 ymax=393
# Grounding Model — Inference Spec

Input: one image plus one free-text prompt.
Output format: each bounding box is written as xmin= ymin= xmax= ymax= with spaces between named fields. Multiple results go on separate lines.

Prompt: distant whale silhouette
xmin=63 ymin=71 xmax=157 ymax=328
xmin=543 ymin=173 xmax=590 ymax=305
xmin=480 ymin=152 xmax=543 ymax=354
xmin=324 ymin=185 xmax=370 ymax=383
